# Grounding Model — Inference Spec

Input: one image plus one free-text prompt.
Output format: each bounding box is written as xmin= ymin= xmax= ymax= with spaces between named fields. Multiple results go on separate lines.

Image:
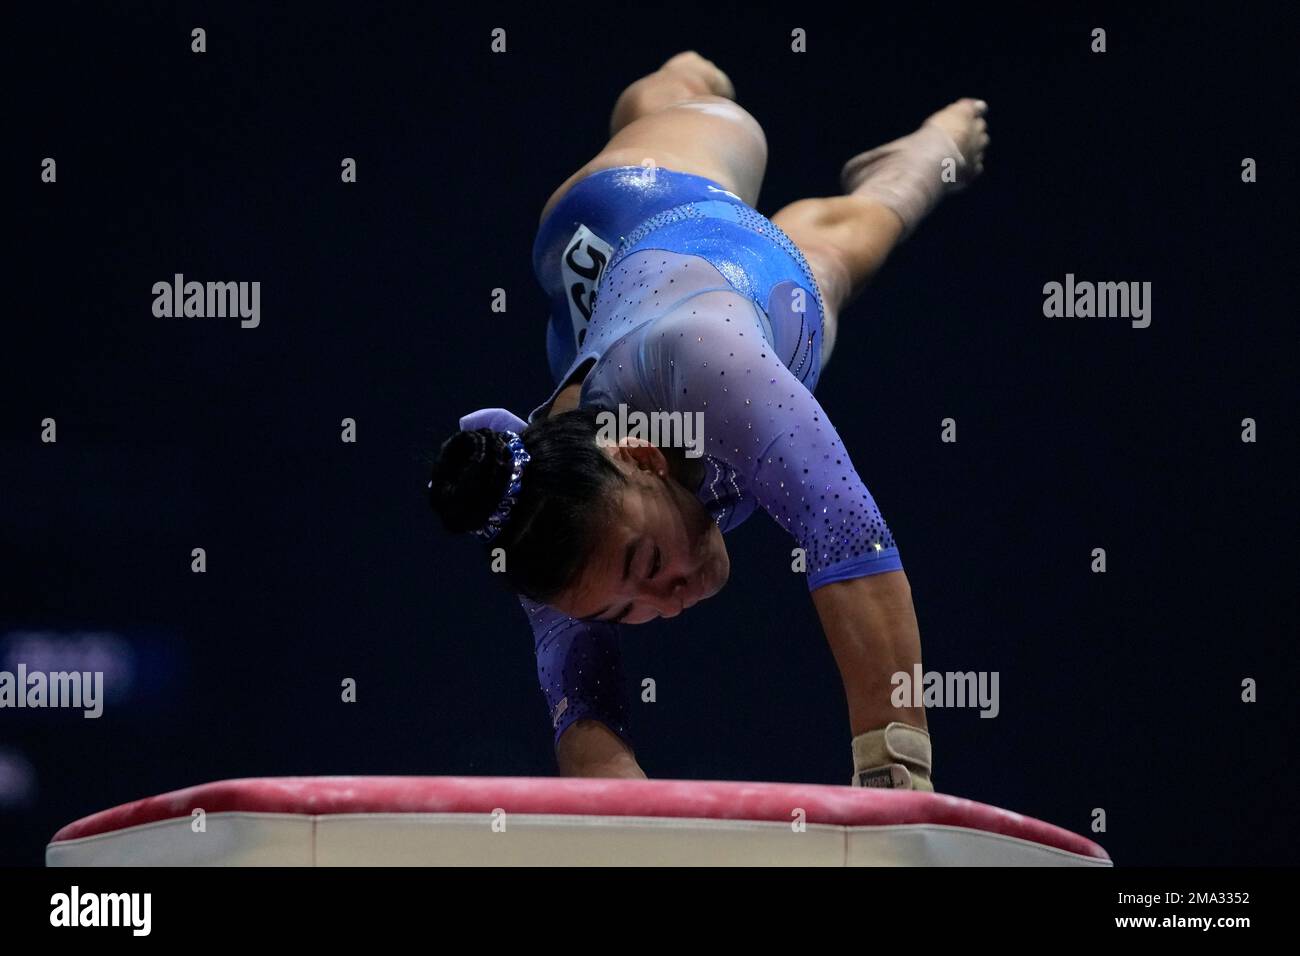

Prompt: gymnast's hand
xmin=850 ymin=723 xmax=933 ymax=792
xmin=556 ymin=719 xmax=647 ymax=779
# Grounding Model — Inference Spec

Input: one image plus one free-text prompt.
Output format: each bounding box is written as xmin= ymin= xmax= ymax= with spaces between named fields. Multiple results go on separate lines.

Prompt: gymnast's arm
xmin=809 ymin=573 xmax=926 ymax=735
xmin=521 ymin=595 xmax=646 ymax=778
xmin=748 ymin=373 xmax=926 ymax=737
xmin=747 ymin=367 xmax=928 ymax=739
xmin=644 ymin=300 xmax=926 ymax=742
xmin=557 ymin=720 xmax=646 ymax=778
xmin=536 ymin=386 xmax=645 ymax=776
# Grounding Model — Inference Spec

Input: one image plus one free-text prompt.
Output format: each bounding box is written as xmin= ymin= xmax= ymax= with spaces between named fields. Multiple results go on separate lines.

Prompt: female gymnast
xmin=429 ymin=51 xmax=988 ymax=789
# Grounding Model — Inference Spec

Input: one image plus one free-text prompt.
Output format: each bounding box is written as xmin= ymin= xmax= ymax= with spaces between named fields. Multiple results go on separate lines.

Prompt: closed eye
xmin=649 ymin=545 xmax=662 ymax=578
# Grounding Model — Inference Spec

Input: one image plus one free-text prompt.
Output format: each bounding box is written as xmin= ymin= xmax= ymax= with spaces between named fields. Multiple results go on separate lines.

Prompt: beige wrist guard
xmin=840 ymin=124 xmax=970 ymax=240
xmin=851 ymin=722 xmax=934 ymax=792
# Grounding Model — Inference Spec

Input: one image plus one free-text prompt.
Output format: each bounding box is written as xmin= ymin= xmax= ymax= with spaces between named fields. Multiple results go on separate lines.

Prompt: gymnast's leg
xmin=538 ymin=51 xmax=769 ymax=226
xmin=771 ymin=97 xmax=990 ymax=370
xmin=542 ymin=51 xmax=770 ymax=419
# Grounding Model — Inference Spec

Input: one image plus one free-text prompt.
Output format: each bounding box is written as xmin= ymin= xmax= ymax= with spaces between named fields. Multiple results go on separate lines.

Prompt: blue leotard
xmin=460 ymin=167 xmax=902 ymax=750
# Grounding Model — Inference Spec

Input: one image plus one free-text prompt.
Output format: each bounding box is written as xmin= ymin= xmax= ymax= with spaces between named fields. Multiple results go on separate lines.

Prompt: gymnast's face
xmin=552 ymin=439 xmax=730 ymax=625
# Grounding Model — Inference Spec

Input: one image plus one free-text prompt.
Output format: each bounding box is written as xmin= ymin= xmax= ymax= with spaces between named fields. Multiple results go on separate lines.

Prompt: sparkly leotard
xmin=460 ymin=167 xmax=902 ymax=749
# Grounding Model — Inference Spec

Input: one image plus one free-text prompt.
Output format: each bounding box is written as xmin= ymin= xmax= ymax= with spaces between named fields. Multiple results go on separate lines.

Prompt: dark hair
xmin=428 ymin=406 xmax=626 ymax=603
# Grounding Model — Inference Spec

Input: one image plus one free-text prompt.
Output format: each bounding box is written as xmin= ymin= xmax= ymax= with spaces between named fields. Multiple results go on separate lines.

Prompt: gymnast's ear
xmin=606 ymin=437 xmax=668 ymax=474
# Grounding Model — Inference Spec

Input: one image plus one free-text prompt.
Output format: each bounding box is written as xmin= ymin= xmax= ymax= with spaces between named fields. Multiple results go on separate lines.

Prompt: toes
xmin=713 ymin=66 xmax=736 ymax=100
xmin=664 ymin=51 xmax=705 ymax=69
xmin=662 ymin=50 xmax=733 ymax=98
xmin=665 ymin=50 xmax=719 ymax=77
xmin=939 ymin=97 xmax=989 ymax=119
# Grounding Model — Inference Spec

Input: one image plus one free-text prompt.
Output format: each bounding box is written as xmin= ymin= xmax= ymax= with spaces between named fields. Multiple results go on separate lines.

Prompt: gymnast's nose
xmin=643 ymin=577 xmax=691 ymax=619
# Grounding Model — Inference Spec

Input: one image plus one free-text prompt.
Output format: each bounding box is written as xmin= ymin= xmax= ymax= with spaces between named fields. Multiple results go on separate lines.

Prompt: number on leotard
xmin=560 ymin=225 xmax=614 ymax=348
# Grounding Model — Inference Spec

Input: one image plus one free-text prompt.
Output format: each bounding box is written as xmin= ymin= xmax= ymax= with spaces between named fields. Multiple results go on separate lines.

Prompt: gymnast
xmin=429 ymin=51 xmax=988 ymax=789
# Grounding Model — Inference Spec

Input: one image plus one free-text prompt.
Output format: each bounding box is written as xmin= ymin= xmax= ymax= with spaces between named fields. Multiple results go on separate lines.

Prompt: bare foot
xmin=839 ymin=98 xmax=991 ymax=237
xmin=660 ymin=50 xmax=736 ymax=100
xmin=921 ymin=98 xmax=990 ymax=183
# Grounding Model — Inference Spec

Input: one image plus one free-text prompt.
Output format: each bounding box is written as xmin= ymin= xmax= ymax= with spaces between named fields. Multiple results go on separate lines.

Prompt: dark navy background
xmin=4 ymin=2 xmax=1296 ymax=865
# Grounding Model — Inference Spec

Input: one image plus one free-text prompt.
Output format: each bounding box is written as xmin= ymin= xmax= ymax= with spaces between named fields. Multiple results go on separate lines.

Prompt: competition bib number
xmin=561 ymin=225 xmax=614 ymax=348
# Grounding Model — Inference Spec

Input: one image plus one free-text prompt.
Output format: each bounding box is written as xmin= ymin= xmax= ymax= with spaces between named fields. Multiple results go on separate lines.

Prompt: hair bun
xmin=428 ymin=428 xmax=514 ymax=535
